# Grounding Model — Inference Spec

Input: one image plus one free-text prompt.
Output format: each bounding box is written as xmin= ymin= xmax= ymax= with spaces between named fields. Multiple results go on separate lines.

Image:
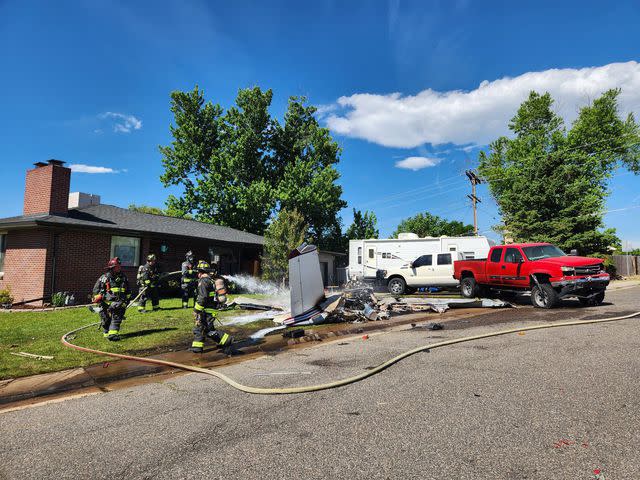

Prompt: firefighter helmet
xmin=196 ymin=260 xmax=210 ymax=272
xmin=106 ymin=257 xmax=121 ymax=271
xmin=186 ymin=250 xmax=195 ymax=262
xmin=147 ymin=254 xmax=157 ymax=263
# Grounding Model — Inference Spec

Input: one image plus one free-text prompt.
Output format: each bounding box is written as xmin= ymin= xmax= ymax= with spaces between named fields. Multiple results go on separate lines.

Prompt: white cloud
xmin=70 ymin=164 xmax=119 ymax=174
xmin=326 ymin=61 xmax=640 ymax=148
xmin=395 ymin=156 xmax=441 ymax=171
xmin=99 ymin=111 xmax=143 ymax=133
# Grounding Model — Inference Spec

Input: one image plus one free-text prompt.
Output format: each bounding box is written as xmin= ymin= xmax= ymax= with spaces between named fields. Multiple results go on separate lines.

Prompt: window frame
xmin=490 ymin=248 xmax=504 ymax=263
xmin=437 ymin=253 xmax=452 ymax=265
xmin=0 ymin=232 xmax=6 ymax=277
xmin=412 ymin=254 xmax=433 ymax=268
xmin=504 ymin=247 xmax=524 ymax=264
xmin=110 ymin=235 xmax=141 ymax=267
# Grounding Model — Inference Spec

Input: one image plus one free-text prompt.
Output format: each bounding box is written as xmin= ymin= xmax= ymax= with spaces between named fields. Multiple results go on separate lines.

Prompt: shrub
xmin=0 ymin=288 xmax=14 ymax=307
xmin=51 ymin=292 xmax=66 ymax=307
xmin=588 ymin=253 xmax=617 ymax=278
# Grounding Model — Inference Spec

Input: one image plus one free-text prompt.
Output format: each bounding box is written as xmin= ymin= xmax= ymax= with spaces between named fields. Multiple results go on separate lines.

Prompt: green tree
xmin=479 ymin=89 xmax=639 ymax=255
xmin=391 ymin=212 xmax=474 ymax=238
xmin=261 ymin=209 xmax=308 ymax=284
xmin=346 ymin=208 xmax=379 ymax=239
xmin=159 ymin=87 xmax=346 ymax=239
xmin=273 ymin=97 xmax=347 ymax=245
xmin=159 ymin=86 xmax=274 ymax=234
xmin=128 ymin=204 xmax=192 ymax=219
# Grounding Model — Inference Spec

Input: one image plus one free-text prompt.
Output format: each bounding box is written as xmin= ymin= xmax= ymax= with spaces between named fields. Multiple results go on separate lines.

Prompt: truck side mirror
xmin=569 ymin=249 xmax=578 ymax=256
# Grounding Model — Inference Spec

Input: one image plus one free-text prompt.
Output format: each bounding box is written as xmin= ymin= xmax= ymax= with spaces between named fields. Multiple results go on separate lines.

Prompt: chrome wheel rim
xmin=389 ymin=280 xmax=403 ymax=294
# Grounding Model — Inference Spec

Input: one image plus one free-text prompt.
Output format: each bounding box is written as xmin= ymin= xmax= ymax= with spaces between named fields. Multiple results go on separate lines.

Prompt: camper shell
xmin=348 ymin=233 xmax=494 ymax=280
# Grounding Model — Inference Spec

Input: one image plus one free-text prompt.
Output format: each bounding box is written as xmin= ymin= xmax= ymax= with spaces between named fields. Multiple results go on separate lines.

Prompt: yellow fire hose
xmin=61 ymin=305 xmax=640 ymax=395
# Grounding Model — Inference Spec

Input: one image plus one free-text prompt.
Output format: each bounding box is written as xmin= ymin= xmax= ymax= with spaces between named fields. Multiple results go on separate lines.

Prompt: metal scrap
xmin=9 ymin=352 xmax=54 ymax=360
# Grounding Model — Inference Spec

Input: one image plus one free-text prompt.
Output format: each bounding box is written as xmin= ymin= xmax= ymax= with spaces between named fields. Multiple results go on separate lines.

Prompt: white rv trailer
xmin=348 ymin=233 xmax=494 ymax=280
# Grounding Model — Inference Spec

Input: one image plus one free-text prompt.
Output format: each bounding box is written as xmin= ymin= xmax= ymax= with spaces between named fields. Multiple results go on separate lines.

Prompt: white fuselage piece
xmin=289 ymin=243 xmax=325 ymax=317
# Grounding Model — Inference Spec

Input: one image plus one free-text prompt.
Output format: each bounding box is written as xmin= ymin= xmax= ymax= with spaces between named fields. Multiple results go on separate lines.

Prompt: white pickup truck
xmin=383 ymin=251 xmax=464 ymax=294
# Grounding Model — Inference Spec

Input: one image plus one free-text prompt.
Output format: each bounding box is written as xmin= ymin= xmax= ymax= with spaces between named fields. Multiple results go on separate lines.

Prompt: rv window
xmin=437 ymin=253 xmax=452 ymax=265
xmin=412 ymin=255 xmax=432 ymax=268
xmin=382 ymin=253 xmax=387 ymax=259
xmin=449 ymin=246 xmax=457 ymax=252
xmin=368 ymin=249 xmax=374 ymax=259
xmin=463 ymin=252 xmax=475 ymax=259
xmin=357 ymin=247 xmax=362 ymax=265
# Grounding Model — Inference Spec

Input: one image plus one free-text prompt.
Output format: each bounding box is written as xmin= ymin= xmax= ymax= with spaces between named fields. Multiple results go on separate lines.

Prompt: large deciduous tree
xmin=159 ymin=86 xmax=346 ymax=246
xmin=478 ymin=89 xmax=639 ymax=255
xmin=392 ymin=212 xmax=474 ymax=238
xmin=346 ymin=208 xmax=379 ymax=239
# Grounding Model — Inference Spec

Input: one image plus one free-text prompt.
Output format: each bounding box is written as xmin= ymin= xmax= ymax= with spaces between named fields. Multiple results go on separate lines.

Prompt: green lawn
xmin=0 ymin=296 xmax=275 ymax=380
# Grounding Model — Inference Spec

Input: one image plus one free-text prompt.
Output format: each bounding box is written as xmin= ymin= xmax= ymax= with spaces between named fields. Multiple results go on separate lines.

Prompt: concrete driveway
xmin=1 ymin=285 xmax=639 ymax=479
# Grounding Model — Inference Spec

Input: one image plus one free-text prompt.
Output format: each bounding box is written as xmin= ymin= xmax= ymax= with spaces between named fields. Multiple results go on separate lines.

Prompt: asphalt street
xmin=1 ymin=285 xmax=639 ymax=480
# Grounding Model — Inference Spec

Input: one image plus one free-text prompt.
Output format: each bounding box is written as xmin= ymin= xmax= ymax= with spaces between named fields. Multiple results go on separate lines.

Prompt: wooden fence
xmin=612 ymin=255 xmax=639 ymax=277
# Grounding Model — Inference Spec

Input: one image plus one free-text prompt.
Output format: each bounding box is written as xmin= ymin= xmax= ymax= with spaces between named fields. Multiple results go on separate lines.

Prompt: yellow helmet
xmin=196 ymin=260 xmax=210 ymax=272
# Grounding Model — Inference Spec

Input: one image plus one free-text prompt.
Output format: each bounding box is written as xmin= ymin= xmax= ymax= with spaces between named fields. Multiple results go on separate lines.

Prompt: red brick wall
xmin=53 ymin=230 xmax=112 ymax=303
xmin=23 ymin=163 xmax=71 ymax=216
xmin=0 ymin=226 xmax=263 ymax=305
xmin=0 ymin=229 xmax=52 ymax=304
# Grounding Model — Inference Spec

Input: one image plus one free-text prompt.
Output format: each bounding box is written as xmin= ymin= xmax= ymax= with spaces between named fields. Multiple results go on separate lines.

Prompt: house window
xmin=110 ymin=236 xmax=141 ymax=267
xmin=437 ymin=253 xmax=452 ymax=265
xmin=357 ymin=247 xmax=362 ymax=265
xmin=0 ymin=233 xmax=6 ymax=275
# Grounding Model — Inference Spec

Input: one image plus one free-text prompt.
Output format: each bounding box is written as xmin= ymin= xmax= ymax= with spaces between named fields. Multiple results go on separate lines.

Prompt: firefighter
xmin=180 ymin=250 xmax=198 ymax=308
xmin=190 ymin=260 xmax=232 ymax=353
xmin=92 ymin=257 xmax=130 ymax=341
xmin=137 ymin=253 xmax=161 ymax=312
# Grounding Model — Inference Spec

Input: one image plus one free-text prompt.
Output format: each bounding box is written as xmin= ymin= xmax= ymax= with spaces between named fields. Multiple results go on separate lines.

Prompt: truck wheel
xmin=578 ymin=292 xmax=605 ymax=307
xmin=388 ymin=277 xmax=406 ymax=295
xmin=531 ymin=284 xmax=558 ymax=309
xmin=460 ymin=277 xmax=478 ymax=298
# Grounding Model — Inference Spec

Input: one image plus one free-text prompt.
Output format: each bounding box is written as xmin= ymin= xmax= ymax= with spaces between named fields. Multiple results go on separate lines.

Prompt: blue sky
xmin=1 ymin=0 xmax=639 ymax=248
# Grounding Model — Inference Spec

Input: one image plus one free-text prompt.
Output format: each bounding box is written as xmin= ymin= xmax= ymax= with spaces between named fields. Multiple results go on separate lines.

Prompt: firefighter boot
xmin=207 ymin=330 xmax=233 ymax=348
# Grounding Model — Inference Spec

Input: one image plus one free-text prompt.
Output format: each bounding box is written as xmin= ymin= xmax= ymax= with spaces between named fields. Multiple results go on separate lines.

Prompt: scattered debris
xmin=250 ymin=325 xmax=286 ymax=340
xmin=228 ymin=296 xmax=285 ymax=311
xmin=9 ymin=352 xmax=54 ymax=360
xmin=283 ymin=329 xmax=305 ymax=339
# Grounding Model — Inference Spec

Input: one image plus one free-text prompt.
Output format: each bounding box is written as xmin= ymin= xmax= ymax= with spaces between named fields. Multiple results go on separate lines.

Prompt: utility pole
xmin=465 ymin=170 xmax=482 ymax=235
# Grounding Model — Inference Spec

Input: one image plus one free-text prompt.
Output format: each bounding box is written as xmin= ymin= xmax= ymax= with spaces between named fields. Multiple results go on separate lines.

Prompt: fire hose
xmin=62 ymin=303 xmax=640 ymax=395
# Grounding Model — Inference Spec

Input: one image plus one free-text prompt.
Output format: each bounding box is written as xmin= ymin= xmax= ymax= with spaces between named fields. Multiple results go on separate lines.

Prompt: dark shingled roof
xmin=0 ymin=204 xmax=264 ymax=246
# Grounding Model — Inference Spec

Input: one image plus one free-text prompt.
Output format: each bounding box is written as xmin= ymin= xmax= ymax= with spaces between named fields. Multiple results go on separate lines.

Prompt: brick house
xmin=0 ymin=160 xmax=264 ymax=305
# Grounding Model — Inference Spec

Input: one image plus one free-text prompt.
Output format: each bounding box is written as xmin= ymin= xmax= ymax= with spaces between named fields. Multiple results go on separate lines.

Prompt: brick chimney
xmin=23 ymin=160 xmax=71 ymax=216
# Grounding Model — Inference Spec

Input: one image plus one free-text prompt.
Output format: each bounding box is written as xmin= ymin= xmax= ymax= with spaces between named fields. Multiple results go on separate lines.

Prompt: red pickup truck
xmin=453 ymin=243 xmax=610 ymax=308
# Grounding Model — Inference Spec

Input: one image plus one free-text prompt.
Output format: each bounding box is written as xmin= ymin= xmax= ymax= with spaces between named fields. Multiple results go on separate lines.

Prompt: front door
xmin=407 ymin=254 xmax=433 ymax=286
xmin=364 ymin=245 xmax=377 ymax=276
xmin=501 ymin=247 xmax=526 ymax=287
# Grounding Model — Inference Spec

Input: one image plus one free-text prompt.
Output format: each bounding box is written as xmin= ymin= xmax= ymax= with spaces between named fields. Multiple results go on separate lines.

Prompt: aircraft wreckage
xmin=226 ymin=243 xmax=513 ymax=338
